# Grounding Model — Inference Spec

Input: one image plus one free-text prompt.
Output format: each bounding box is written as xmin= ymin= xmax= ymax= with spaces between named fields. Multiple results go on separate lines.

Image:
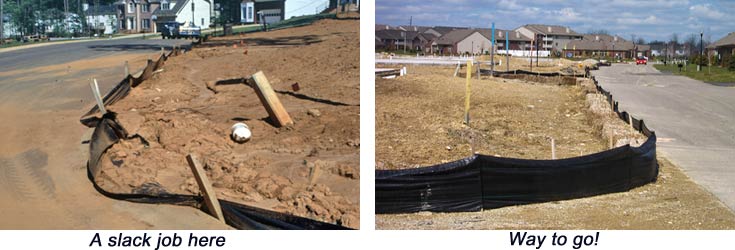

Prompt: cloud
xmin=689 ymin=4 xmax=727 ymax=21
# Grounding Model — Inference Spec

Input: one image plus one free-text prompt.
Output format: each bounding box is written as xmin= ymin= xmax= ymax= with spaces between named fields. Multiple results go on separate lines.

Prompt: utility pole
xmin=1 ymin=0 xmax=4 ymax=43
xmin=64 ymin=0 xmax=69 ymax=33
xmin=490 ymin=22 xmax=495 ymax=75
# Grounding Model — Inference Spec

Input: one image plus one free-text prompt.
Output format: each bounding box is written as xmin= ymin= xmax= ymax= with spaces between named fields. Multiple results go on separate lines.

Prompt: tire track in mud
xmin=0 ymin=149 xmax=90 ymax=228
xmin=0 ymin=149 xmax=53 ymax=200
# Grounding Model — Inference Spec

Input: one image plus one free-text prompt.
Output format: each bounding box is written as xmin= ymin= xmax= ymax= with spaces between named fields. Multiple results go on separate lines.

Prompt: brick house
xmin=115 ymin=0 xmax=161 ymax=33
xmin=707 ymin=32 xmax=735 ymax=65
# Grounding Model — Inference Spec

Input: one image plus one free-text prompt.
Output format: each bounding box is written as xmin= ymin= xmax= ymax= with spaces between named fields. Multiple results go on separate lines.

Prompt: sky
xmin=376 ymin=0 xmax=735 ymax=43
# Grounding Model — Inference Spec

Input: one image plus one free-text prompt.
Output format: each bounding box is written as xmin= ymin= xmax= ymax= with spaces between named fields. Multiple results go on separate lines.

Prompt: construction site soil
xmin=95 ymin=19 xmax=360 ymax=228
xmin=375 ymin=65 xmax=735 ymax=229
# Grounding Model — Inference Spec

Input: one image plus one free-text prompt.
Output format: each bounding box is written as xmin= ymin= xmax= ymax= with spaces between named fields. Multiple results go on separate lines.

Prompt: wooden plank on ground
xmin=186 ymin=154 xmax=225 ymax=223
xmin=251 ymin=71 xmax=294 ymax=127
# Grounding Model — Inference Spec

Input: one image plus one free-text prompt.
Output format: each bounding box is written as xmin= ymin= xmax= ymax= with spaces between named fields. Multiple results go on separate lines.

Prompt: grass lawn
xmin=654 ymin=64 xmax=735 ymax=83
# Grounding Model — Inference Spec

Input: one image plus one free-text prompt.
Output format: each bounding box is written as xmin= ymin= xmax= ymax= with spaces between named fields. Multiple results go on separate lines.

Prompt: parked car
xmin=636 ymin=57 xmax=647 ymax=65
xmin=598 ymin=59 xmax=611 ymax=66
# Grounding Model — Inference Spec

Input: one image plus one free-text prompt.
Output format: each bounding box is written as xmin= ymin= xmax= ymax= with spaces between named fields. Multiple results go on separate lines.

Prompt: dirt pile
xmin=95 ymin=19 xmax=360 ymax=228
xmin=578 ymin=78 xmax=646 ymax=147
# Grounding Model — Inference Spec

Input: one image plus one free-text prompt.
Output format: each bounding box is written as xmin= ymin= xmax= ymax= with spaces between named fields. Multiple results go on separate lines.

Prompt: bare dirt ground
xmin=375 ymin=65 xmax=735 ymax=229
xmin=1 ymin=50 xmax=229 ymax=229
xmin=376 ymin=66 xmax=607 ymax=169
xmin=95 ymin=19 xmax=360 ymax=228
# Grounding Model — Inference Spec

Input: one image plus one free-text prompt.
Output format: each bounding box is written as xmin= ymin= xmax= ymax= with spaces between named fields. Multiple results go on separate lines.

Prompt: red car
xmin=636 ymin=57 xmax=647 ymax=65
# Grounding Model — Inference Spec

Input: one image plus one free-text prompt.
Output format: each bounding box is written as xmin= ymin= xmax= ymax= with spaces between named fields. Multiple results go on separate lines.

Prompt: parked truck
xmin=160 ymin=21 xmax=201 ymax=39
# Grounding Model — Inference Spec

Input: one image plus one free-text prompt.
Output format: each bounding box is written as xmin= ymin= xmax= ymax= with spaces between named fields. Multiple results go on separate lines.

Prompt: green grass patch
xmin=654 ymin=64 xmax=735 ymax=83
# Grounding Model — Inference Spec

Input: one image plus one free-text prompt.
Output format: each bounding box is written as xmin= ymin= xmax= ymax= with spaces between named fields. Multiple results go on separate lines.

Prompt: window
xmin=142 ymin=4 xmax=149 ymax=12
xmin=248 ymin=7 xmax=253 ymax=20
xmin=128 ymin=3 xmax=134 ymax=13
xmin=142 ymin=19 xmax=150 ymax=29
xmin=201 ymin=18 xmax=204 ymax=26
xmin=162 ymin=1 xmax=170 ymax=10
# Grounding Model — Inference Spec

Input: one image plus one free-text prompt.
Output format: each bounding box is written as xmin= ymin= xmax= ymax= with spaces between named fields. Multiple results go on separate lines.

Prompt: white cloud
xmin=689 ymin=4 xmax=727 ymax=21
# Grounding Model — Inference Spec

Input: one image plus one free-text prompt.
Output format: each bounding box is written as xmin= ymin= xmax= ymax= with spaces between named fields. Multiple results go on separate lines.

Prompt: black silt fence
xmin=376 ymin=76 xmax=658 ymax=214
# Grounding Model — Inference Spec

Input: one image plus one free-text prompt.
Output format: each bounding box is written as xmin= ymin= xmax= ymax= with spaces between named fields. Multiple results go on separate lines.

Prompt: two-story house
xmin=115 ymin=0 xmax=161 ymax=33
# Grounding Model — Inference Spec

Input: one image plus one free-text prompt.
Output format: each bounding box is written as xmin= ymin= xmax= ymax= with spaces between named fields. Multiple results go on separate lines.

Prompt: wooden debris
xmin=250 ymin=71 xmax=294 ymax=127
xmin=186 ymin=154 xmax=225 ymax=223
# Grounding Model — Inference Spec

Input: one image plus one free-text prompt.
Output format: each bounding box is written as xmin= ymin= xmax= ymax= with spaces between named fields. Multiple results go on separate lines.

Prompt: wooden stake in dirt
xmin=251 ymin=71 xmax=294 ymax=127
xmin=464 ymin=60 xmax=473 ymax=125
xmin=628 ymin=114 xmax=634 ymax=133
xmin=186 ymin=154 xmax=225 ymax=223
xmin=608 ymin=131 xmax=614 ymax=149
xmin=90 ymin=78 xmax=107 ymax=115
xmin=454 ymin=61 xmax=461 ymax=77
xmin=551 ymin=137 xmax=556 ymax=159
xmin=124 ymin=61 xmax=129 ymax=76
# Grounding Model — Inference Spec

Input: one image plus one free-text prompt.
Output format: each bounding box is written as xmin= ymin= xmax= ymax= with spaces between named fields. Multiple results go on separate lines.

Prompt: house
xmin=238 ymin=0 xmax=286 ymax=24
xmin=375 ymin=29 xmax=419 ymax=51
xmin=477 ymin=28 xmax=532 ymax=51
xmin=84 ymin=3 xmax=118 ymax=35
xmin=424 ymin=26 xmax=467 ymax=37
xmin=397 ymin=25 xmax=430 ymax=33
xmin=375 ymin=24 xmax=392 ymax=31
xmin=516 ymin=24 xmax=583 ymax=53
xmin=562 ymin=34 xmax=646 ymax=59
xmin=707 ymin=32 xmax=735 ymax=64
xmin=153 ymin=0 xmax=212 ymax=29
xmin=435 ymin=29 xmax=491 ymax=55
xmin=115 ymin=0 xmax=161 ymax=33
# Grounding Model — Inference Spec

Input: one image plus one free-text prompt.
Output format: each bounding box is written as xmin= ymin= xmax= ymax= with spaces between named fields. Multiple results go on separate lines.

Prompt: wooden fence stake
xmin=186 ymin=154 xmax=225 ymax=223
xmin=608 ymin=131 xmax=614 ymax=149
xmin=551 ymin=137 xmax=556 ymax=159
xmin=251 ymin=71 xmax=294 ymax=127
xmin=464 ymin=60 xmax=472 ymax=125
xmin=628 ymin=114 xmax=634 ymax=133
xmin=476 ymin=61 xmax=481 ymax=79
xmin=90 ymin=78 xmax=107 ymax=115
xmin=454 ymin=61 xmax=461 ymax=77
xmin=124 ymin=61 xmax=129 ymax=76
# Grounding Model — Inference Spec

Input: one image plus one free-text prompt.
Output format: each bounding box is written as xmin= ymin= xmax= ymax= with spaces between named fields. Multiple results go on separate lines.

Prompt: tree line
xmin=1 ymin=0 xmax=118 ymax=40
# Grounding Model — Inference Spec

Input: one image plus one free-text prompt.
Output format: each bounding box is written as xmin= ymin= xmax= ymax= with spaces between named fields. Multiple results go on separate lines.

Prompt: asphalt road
xmin=593 ymin=64 xmax=735 ymax=211
xmin=0 ymin=38 xmax=229 ymax=229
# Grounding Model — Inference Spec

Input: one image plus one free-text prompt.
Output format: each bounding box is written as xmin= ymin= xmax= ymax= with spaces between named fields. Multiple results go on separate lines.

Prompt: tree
xmin=636 ymin=38 xmax=645 ymax=45
xmin=684 ymin=33 xmax=697 ymax=56
xmin=669 ymin=33 xmax=679 ymax=57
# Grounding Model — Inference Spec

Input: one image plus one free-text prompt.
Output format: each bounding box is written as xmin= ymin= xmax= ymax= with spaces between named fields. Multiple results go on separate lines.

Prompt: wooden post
xmin=251 ymin=71 xmax=294 ymax=127
xmin=124 ymin=61 xmax=129 ymax=76
xmin=551 ymin=138 xmax=556 ymax=159
xmin=476 ymin=60 xmax=481 ymax=79
xmin=454 ymin=61 xmax=461 ymax=77
xmin=608 ymin=131 xmax=614 ymax=149
xmin=90 ymin=78 xmax=107 ymax=115
xmin=628 ymin=114 xmax=634 ymax=133
xmin=186 ymin=154 xmax=225 ymax=223
xmin=464 ymin=60 xmax=472 ymax=125
xmin=161 ymin=46 xmax=164 ymax=56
